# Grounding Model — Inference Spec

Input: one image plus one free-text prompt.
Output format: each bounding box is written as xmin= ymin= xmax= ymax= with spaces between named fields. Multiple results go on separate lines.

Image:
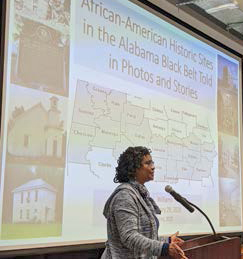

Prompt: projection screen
xmin=0 ymin=0 xmax=242 ymax=251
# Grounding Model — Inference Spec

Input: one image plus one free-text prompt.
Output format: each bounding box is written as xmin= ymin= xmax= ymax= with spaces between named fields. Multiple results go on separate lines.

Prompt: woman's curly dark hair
xmin=114 ymin=146 xmax=151 ymax=183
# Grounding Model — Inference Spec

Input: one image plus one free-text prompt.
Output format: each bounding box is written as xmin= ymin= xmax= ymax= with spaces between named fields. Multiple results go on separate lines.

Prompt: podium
xmin=180 ymin=235 xmax=241 ymax=259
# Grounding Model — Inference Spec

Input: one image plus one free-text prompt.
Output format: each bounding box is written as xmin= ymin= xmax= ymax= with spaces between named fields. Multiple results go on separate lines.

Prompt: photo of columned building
xmin=12 ymin=178 xmax=57 ymax=224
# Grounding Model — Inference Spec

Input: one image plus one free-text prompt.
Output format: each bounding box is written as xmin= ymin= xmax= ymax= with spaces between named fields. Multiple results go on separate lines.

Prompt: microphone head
xmin=165 ymin=185 xmax=173 ymax=193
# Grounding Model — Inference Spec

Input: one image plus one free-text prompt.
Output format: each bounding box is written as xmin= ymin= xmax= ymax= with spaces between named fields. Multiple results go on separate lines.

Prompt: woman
xmin=101 ymin=146 xmax=188 ymax=259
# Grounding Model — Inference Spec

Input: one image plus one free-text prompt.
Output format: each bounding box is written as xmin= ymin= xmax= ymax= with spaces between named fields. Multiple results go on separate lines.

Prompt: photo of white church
xmin=7 ymin=96 xmax=66 ymax=166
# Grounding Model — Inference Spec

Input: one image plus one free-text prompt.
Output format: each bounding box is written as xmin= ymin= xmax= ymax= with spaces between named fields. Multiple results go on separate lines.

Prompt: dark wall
xmin=8 ymin=250 xmax=104 ymax=259
xmin=0 ymin=247 xmax=105 ymax=259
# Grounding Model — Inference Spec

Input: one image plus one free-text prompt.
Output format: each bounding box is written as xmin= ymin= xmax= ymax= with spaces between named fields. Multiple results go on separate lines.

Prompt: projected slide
xmin=0 ymin=0 xmax=241 ymax=249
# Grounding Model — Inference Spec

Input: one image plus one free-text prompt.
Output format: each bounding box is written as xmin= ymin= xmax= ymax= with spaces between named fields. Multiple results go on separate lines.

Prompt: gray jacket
xmin=101 ymin=183 xmax=166 ymax=259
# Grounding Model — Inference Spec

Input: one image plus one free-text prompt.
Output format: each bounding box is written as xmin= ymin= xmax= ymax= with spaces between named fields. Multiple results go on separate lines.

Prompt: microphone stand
xmin=185 ymin=199 xmax=221 ymax=240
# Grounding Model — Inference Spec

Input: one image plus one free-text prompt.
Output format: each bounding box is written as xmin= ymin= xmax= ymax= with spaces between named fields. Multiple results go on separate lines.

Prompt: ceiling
xmin=173 ymin=0 xmax=243 ymax=41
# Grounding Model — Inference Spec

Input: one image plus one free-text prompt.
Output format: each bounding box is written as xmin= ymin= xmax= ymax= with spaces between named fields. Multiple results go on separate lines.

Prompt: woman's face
xmin=135 ymin=154 xmax=155 ymax=185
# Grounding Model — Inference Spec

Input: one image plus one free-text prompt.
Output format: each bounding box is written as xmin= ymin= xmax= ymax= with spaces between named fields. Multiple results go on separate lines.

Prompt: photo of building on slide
xmin=217 ymin=55 xmax=241 ymax=227
xmin=7 ymin=94 xmax=67 ymax=166
xmin=1 ymin=164 xmax=64 ymax=239
xmin=11 ymin=0 xmax=70 ymax=96
xmin=12 ymin=179 xmax=57 ymax=224
xmin=1 ymin=88 xmax=67 ymax=239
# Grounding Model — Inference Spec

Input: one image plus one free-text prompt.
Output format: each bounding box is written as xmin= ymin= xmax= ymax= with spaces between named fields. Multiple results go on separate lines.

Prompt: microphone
xmin=165 ymin=185 xmax=217 ymax=236
xmin=165 ymin=185 xmax=195 ymax=213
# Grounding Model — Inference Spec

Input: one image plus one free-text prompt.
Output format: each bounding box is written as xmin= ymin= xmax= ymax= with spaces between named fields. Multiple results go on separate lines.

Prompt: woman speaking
xmin=101 ymin=146 xmax=187 ymax=259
